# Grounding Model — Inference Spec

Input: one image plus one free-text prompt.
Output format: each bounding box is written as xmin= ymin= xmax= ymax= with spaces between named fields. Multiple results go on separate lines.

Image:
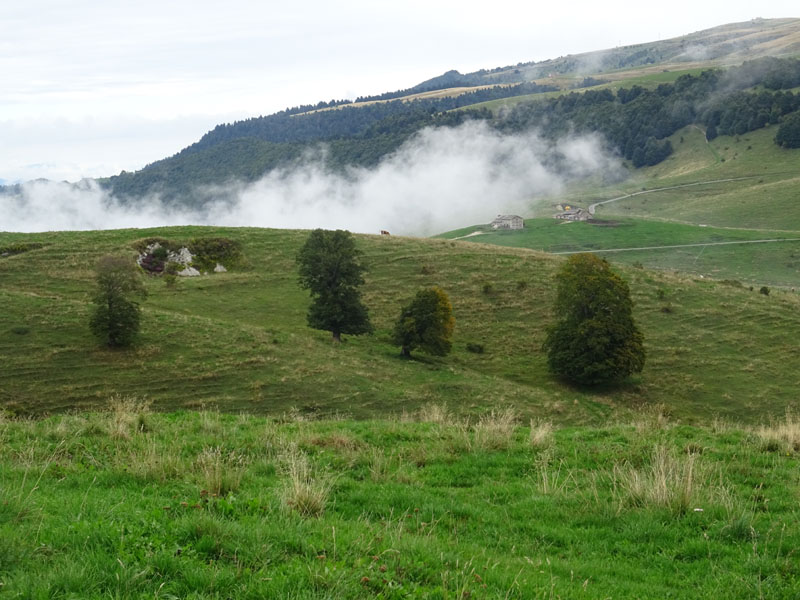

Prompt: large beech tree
xmin=543 ymin=253 xmax=645 ymax=386
xmin=296 ymin=229 xmax=372 ymax=343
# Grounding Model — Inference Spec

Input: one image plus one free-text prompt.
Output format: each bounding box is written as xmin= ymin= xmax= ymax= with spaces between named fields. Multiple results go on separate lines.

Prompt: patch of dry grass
xmin=417 ymin=403 xmax=454 ymax=425
xmin=279 ymin=444 xmax=334 ymax=517
xmin=125 ymin=440 xmax=186 ymax=483
xmin=613 ymin=445 xmax=717 ymax=515
xmin=107 ymin=395 xmax=151 ymax=440
xmin=195 ymin=446 xmax=245 ymax=496
xmin=472 ymin=407 xmax=518 ymax=450
xmin=529 ymin=419 xmax=554 ymax=449
xmin=754 ymin=410 xmax=800 ymax=453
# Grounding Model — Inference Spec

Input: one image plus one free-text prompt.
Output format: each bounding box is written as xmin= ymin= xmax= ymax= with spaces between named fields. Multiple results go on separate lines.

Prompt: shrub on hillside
xmin=0 ymin=242 xmax=44 ymax=257
xmin=393 ymin=287 xmax=455 ymax=358
xmin=189 ymin=237 xmax=243 ymax=272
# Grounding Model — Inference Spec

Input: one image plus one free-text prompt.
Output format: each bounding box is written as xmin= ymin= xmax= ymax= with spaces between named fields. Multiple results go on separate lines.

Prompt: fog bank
xmin=1 ymin=122 xmax=621 ymax=236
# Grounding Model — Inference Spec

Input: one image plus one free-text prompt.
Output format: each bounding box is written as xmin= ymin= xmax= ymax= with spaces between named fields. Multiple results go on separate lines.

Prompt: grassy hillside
xmin=443 ymin=124 xmax=800 ymax=287
xmin=2 ymin=226 xmax=800 ymax=424
xmin=597 ymin=125 xmax=800 ymax=230
xmin=1 ymin=407 xmax=799 ymax=598
xmin=440 ymin=218 xmax=800 ymax=288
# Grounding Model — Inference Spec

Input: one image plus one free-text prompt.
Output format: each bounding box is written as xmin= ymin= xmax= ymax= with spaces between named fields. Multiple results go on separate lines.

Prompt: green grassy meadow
xmin=3 ymin=226 xmax=800 ymax=425
xmin=1 ymin=405 xmax=799 ymax=598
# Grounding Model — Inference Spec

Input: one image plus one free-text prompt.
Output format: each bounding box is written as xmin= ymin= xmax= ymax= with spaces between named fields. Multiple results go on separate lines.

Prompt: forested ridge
xmin=101 ymin=57 xmax=800 ymax=204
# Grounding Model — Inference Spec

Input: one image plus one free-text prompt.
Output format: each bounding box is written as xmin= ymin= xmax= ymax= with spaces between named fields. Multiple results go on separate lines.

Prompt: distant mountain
xmin=96 ymin=18 xmax=800 ymax=205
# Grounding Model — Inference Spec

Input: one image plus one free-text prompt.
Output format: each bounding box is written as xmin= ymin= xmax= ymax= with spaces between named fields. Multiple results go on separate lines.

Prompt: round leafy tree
xmin=393 ymin=287 xmax=455 ymax=357
xmin=543 ymin=253 xmax=644 ymax=385
xmin=296 ymin=229 xmax=372 ymax=342
xmin=89 ymin=255 xmax=147 ymax=347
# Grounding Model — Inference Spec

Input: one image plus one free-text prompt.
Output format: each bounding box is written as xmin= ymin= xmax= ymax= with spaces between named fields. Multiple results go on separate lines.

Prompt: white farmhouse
xmin=490 ymin=215 xmax=524 ymax=230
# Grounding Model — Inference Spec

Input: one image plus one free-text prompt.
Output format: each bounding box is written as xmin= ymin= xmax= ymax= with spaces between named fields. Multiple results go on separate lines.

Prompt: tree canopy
xmin=392 ymin=287 xmax=455 ymax=358
xmin=296 ymin=229 xmax=372 ymax=342
xmin=89 ymin=255 xmax=147 ymax=348
xmin=543 ymin=254 xmax=645 ymax=386
xmin=775 ymin=111 xmax=800 ymax=148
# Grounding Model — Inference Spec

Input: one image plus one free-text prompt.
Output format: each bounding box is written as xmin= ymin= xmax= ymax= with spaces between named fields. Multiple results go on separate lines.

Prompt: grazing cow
xmin=380 ymin=230 xmax=390 ymax=236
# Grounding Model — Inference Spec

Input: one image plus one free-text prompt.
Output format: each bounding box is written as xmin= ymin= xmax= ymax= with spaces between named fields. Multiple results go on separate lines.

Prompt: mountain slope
xmin=95 ymin=18 xmax=800 ymax=206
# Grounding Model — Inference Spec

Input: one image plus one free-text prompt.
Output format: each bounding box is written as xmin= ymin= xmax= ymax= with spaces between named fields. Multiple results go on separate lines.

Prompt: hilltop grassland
xmin=0 ymin=406 xmax=798 ymax=598
xmin=2 ymin=226 xmax=800 ymax=424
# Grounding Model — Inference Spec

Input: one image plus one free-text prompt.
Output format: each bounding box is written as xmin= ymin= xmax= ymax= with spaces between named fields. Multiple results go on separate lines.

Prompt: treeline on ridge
xmin=103 ymin=57 xmax=800 ymax=203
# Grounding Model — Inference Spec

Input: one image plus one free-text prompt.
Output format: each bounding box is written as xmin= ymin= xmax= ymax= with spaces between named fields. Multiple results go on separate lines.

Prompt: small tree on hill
xmin=543 ymin=253 xmax=645 ymax=386
xmin=296 ymin=229 xmax=372 ymax=342
xmin=393 ymin=287 xmax=455 ymax=357
xmin=90 ymin=255 xmax=147 ymax=347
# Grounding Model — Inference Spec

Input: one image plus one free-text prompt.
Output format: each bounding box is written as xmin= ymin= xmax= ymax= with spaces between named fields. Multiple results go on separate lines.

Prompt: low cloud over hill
xmin=1 ymin=122 xmax=620 ymax=235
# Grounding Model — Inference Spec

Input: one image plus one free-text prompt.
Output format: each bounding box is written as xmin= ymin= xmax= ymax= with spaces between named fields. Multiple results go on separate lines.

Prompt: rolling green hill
xmin=2 ymin=226 xmax=800 ymax=424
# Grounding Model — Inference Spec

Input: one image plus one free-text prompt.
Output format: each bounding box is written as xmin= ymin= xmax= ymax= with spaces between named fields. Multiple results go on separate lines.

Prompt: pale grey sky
xmin=1 ymin=0 xmax=797 ymax=183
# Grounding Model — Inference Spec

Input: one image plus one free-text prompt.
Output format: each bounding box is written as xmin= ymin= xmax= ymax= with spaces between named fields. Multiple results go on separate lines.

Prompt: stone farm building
xmin=491 ymin=215 xmax=524 ymax=230
xmin=554 ymin=207 xmax=590 ymax=221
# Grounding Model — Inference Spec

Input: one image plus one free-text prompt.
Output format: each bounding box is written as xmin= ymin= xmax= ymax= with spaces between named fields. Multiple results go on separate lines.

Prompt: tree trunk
xmin=401 ymin=346 xmax=411 ymax=357
xmin=332 ymin=331 xmax=342 ymax=343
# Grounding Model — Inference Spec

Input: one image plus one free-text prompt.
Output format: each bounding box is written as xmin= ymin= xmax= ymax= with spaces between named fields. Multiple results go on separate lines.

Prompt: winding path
xmin=587 ymin=177 xmax=761 ymax=215
xmin=551 ymin=237 xmax=800 ymax=255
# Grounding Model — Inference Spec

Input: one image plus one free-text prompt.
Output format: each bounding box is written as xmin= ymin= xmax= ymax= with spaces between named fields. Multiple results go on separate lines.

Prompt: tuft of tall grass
xmin=613 ymin=445 xmax=708 ymax=515
xmin=754 ymin=410 xmax=800 ymax=453
xmin=195 ymin=447 xmax=245 ymax=496
xmin=534 ymin=456 xmax=575 ymax=497
xmin=106 ymin=395 xmax=151 ymax=440
xmin=529 ymin=419 xmax=554 ymax=449
xmin=631 ymin=403 xmax=671 ymax=434
xmin=279 ymin=444 xmax=334 ymax=517
xmin=125 ymin=440 xmax=185 ymax=483
xmin=472 ymin=407 xmax=518 ymax=450
xmin=417 ymin=403 xmax=453 ymax=425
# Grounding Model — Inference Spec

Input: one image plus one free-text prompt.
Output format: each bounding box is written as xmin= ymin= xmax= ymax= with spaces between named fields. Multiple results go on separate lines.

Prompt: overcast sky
xmin=1 ymin=1 xmax=796 ymax=184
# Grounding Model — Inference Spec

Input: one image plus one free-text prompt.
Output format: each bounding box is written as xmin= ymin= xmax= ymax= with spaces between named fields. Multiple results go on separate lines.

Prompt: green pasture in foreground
xmin=2 ymin=226 xmax=800 ymax=424
xmin=1 ymin=406 xmax=798 ymax=598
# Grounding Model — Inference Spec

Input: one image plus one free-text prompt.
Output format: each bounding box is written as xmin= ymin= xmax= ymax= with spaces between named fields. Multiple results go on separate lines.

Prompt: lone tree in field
xmin=296 ymin=229 xmax=372 ymax=343
xmin=393 ymin=287 xmax=455 ymax=357
xmin=89 ymin=255 xmax=147 ymax=348
xmin=543 ymin=253 xmax=644 ymax=385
